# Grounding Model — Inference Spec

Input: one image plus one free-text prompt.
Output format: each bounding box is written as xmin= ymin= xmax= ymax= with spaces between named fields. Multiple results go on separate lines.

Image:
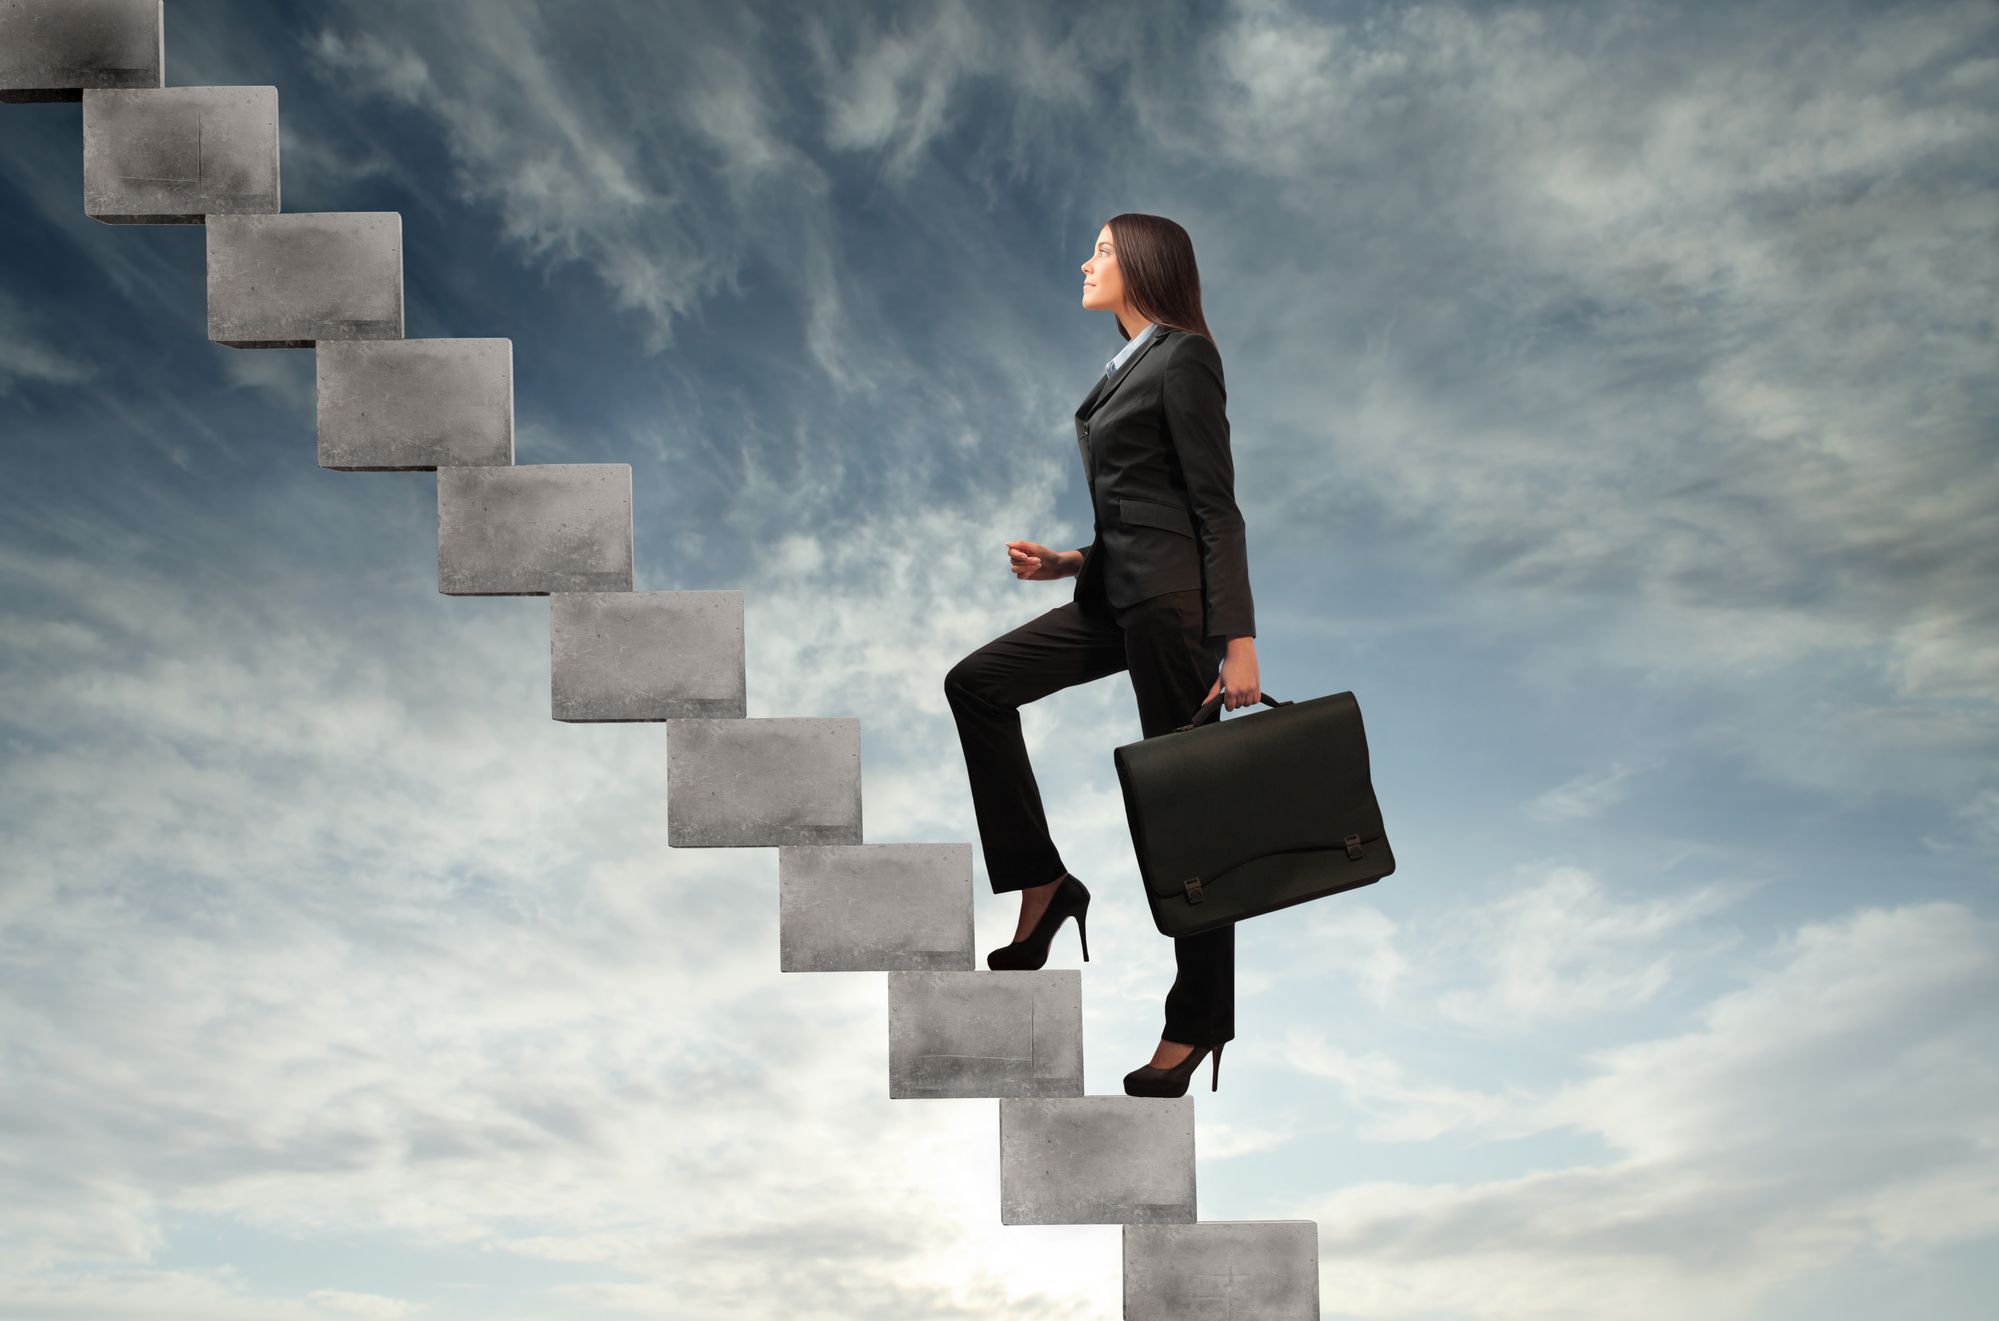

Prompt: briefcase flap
xmin=1114 ymin=691 xmax=1387 ymax=905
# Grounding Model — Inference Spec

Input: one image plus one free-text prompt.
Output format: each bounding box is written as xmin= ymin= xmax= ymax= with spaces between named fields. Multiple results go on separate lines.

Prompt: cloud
xmin=815 ymin=0 xmax=1099 ymax=179
xmin=1283 ymin=1038 xmax=1530 ymax=1144
xmin=1268 ymin=868 xmax=1734 ymax=1033
xmin=1956 ymin=788 xmax=1999 ymax=846
xmin=0 ymin=1270 xmax=374 ymax=1321
xmin=1194 ymin=1121 xmax=1296 ymax=1160
xmin=1432 ymin=868 xmax=1734 ymax=1026
xmin=1525 ymin=763 xmax=1646 ymax=822
xmin=304 ymin=1292 xmax=423 ymax=1319
xmin=216 ymin=343 xmax=315 ymax=414
xmin=1189 ymin=0 xmax=1999 ymax=700
xmin=0 ymin=289 xmax=95 ymax=393
xmin=305 ymin=1 xmax=824 ymax=351
xmin=1307 ymin=903 xmax=1999 ymax=1319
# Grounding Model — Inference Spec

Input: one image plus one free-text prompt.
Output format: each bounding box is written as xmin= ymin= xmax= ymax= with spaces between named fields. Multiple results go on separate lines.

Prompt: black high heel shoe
xmin=986 ymin=875 xmax=1091 ymax=971
xmin=1122 ymin=1042 xmax=1224 ymax=1098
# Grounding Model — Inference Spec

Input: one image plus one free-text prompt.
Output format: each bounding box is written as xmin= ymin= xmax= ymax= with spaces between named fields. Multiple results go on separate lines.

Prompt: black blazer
xmin=1071 ymin=326 xmax=1255 ymax=640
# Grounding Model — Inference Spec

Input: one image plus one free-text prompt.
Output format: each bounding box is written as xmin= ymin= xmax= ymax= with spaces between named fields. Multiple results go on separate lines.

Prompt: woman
xmin=944 ymin=213 xmax=1258 ymax=1099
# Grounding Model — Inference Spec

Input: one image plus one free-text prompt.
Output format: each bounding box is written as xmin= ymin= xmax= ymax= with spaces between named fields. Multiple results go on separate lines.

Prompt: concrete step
xmin=999 ymin=1097 xmax=1196 ymax=1225
xmin=437 ymin=465 xmax=633 ymax=596
xmin=83 ymin=86 xmax=278 ymax=224
xmin=780 ymin=843 xmax=973 ymax=973
xmin=888 ymin=970 xmax=1081 ymax=1099
xmin=668 ymin=719 xmax=861 ymax=848
xmin=1123 ymin=1222 xmax=1321 ymax=1320
xmin=0 ymin=0 xmax=161 ymax=103
xmin=319 ymin=339 xmax=512 ymax=472
xmin=552 ymin=591 xmax=744 ymax=722
xmin=208 ymin=213 xmax=402 ymax=348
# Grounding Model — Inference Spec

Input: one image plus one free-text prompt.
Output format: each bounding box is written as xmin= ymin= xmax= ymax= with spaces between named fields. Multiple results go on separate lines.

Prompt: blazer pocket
xmin=1119 ymin=498 xmax=1195 ymax=538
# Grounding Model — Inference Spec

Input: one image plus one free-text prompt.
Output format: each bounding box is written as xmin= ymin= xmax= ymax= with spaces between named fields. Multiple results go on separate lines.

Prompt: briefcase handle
xmin=1178 ymin=831 xmax=1384 ymax=905
xmin=1175 ymin=690 xmax=1291 ymax=733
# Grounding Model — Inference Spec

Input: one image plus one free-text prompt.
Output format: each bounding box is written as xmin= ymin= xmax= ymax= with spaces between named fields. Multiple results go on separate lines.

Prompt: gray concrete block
xmin=668 ymin=719 xmax=861 ymax=848
xmin=0 ymin=0 xmax=161 ymax=102
xmin=83 ymin=85 xmax=278 ymax=223
xmin=207 ymin=213 xmax=402 ymax=348
xmin=888 ymin=970 xmax=1081 ymax=1099
xmin=319 ymin=339 xmax=513 ymax=471
xmin=437 ymin=465 xmax=633 ymax=596
xmin=780 ymin=843 xmax=974 ymax=973
xmin=1123 ymin=1222 xmax=1321 ymax=1321
xmin=999 ymin=1097 xmax=1196 ymax=1226
xmin=551 ymin=591 xmax=744 ymax=722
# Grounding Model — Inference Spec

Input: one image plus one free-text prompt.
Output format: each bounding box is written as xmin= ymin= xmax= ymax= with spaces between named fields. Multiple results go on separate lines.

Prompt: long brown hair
xmin=1105 ymin=213 xmax=1214 ymax=342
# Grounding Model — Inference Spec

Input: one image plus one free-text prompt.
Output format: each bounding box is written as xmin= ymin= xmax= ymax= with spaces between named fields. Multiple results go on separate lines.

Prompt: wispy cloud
xmin=305 ymin=1 xmax=828 ymax=353
xmin=1265 ymin=867 xmax=1735 ymax=1032
xmin=304 ymin=1292 xmax=423 ymax=1320
xmin=1309 ymin=903 xmax=1999 ymax=1319
xmin=1194 ymin=0 xmax=1999 ymax=701
xmin=0 ymin=290 xmax=95 ymax=393
xmin=1433 ymin=868 xmax=1735 ymax=1025
xmin=1526 ymin=763 xmax=1647 ymax=822
xmin=1283 ymin=1037 xmax=1533 ymax=1143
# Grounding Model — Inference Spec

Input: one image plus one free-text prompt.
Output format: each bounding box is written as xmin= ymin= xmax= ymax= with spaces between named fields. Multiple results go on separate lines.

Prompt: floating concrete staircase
xmin=3 ymin=4 xmax=1320 ymax=1313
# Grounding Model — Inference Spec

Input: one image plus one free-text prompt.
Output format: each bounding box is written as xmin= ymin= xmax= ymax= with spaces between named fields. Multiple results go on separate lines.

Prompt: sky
xmin=1 ymin=1 xmax=1995 ymax=1318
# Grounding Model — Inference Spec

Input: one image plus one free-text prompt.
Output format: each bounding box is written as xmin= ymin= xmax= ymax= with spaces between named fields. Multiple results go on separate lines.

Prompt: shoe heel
xmin=1076 ymin=909 xmax=1091 ymax=962
xmin=988 ymin=875 xmax=1091 ymax=972
xmin=1210 ymin=1042 xmax=1224 ymax=1092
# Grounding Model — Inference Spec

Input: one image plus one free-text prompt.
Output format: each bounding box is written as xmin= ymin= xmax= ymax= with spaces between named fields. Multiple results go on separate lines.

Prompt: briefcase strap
xmin=1175 ymin=690 xmax=1292 ymax=733
xmin=1180 ymin=831 xmax=1384 ymax=906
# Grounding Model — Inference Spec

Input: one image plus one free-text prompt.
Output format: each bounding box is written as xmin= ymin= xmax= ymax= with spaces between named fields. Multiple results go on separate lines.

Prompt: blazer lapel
xmin=1074 ymin=368 xmax=1114 ymax=483
xmin=1074 ymin=371 xmax=1112 ymax=422
xmin=1081 ymin=327 xmax=1170 ymax=421
xmin=1075 ymin=328 xmax=1171 ymax=484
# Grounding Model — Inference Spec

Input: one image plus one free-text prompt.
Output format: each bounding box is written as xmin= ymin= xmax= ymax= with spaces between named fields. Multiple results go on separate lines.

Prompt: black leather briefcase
xmin=1114 ymin=690 xmax=1394 ymax=939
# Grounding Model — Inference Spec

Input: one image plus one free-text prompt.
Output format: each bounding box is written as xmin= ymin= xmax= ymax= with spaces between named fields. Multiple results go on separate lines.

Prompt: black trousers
xmin=943 ymin=591 xmax=1235 ymax=1048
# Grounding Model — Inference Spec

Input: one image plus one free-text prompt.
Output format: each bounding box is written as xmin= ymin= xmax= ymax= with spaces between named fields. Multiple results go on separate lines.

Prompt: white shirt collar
xmin=1105 ymin=323 xmax=1156 ymax=378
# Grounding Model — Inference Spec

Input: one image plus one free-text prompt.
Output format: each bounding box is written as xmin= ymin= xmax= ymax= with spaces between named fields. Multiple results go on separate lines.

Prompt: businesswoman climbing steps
xmin=946 ymin=213 xmax=1258 ymax=1101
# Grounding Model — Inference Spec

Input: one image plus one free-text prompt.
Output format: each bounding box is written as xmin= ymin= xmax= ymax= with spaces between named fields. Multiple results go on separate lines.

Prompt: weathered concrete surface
xmin=669 ymin=719 xmax=861 ymax=848
xmin=0 ymin=0 xmax=161 ymax=102
xmin=437 ymin=465 xmax=633 ymax=596
xmin=1123 ymin=1222 xmax=1320 ymax=1321
xmin=319 ymin=339 xmax=512 ymax=471
xmin=83 ymin=85 xmax=277 ymax=223
xmin=780 ymin=843 xmax=973 ymax=972
xmin=999 ymin=1097 xmax=1196 ymax=1225
xmin=888 ymin=971 xmax=1081 ymax=1099
xmin=551 ymin=590 xmax=744 ymax=721
xmin=208 ymin=212 xmax=402 ymax=348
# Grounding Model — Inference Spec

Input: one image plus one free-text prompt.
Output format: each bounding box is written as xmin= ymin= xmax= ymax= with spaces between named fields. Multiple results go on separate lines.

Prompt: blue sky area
xmin=2 ymin=2 xmax=1995 ymax=1318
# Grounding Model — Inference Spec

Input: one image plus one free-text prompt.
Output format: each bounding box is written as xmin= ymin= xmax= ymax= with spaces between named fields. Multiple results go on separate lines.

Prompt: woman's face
xmin=1080 ymin=224 xmax=1125 ymax=314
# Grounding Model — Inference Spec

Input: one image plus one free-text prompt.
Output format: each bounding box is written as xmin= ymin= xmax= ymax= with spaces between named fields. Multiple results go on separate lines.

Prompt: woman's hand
xmin=1007 ymin=541 xmax=1081 ymax=581
xmin=1203 ymin=636 xmax=1261 ymax=711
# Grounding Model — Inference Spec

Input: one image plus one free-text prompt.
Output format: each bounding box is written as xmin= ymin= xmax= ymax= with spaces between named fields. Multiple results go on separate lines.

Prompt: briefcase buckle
xmin=1343 ymin=834 xmax=1364 ymax=860
xmin=1182 ymin=877 xmax=1205 ymax=905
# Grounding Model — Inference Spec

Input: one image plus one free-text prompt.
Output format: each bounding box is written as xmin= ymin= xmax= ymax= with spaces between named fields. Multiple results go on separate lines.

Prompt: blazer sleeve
xmin=1162 ymin=333 xmax=1256 ymax=638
